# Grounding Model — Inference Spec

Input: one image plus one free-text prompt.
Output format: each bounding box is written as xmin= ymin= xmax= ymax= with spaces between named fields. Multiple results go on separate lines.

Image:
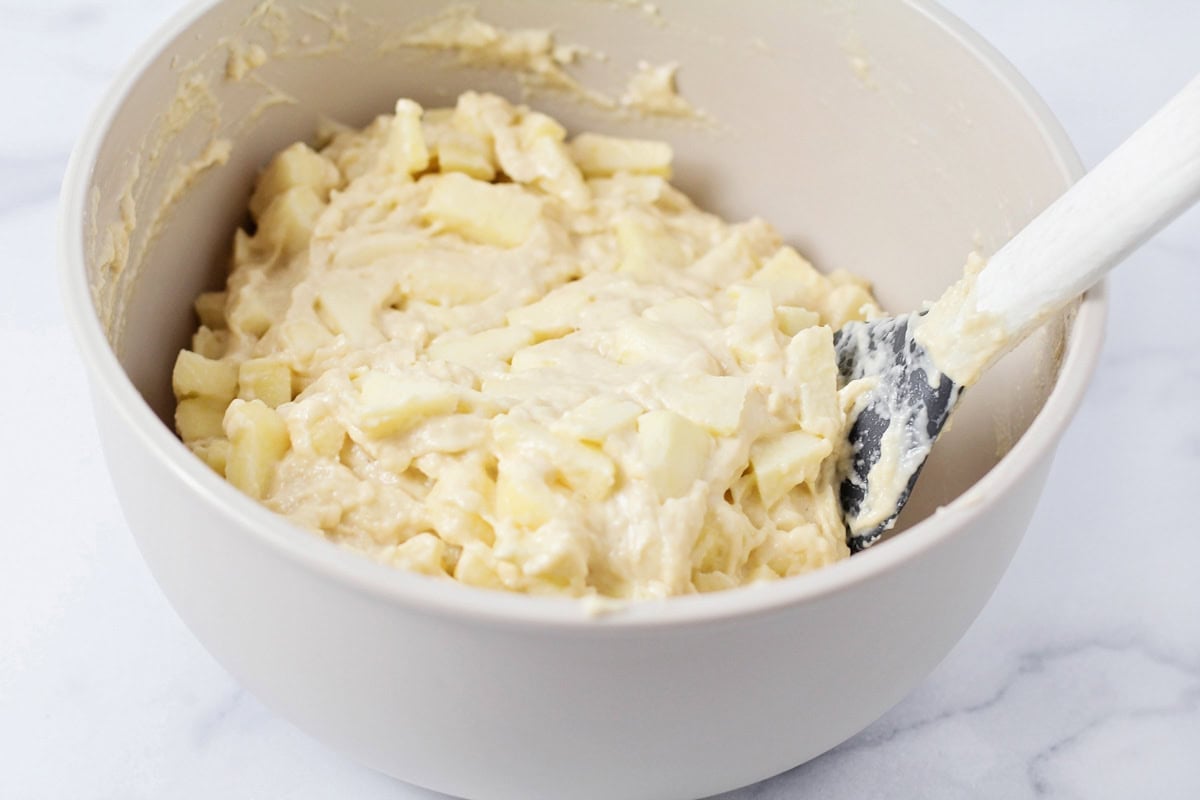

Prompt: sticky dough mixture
xmin=172 ymin=92 xmax=882 ymax=600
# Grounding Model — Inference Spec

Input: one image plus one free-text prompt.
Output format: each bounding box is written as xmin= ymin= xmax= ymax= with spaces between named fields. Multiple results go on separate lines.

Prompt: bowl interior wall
xmin=83 ymin=0 xmax=1078 ymax=534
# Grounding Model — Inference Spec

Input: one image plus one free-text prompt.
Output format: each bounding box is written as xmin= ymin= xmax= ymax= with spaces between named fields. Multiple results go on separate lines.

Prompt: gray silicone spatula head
xmin=833 ymin=314 xmax=962 ymax=552
xmin=834 ymin=73 xmax=1200 ymax=552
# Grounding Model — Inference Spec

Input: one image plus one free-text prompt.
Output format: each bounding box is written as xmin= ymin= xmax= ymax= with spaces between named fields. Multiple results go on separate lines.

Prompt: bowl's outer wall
xmin=73 ymin=0 xmax=1088 ymax=797
xmin=97 ymin=383 xmax=1053 ymax=800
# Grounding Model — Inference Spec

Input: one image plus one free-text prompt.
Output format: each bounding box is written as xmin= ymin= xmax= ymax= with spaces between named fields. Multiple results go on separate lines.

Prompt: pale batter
xmin=172 ymin=92 xmax=882 ymax=599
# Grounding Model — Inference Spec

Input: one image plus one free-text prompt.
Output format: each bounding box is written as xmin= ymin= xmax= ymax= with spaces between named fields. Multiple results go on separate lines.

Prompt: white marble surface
xmin=2 ymin=1 xmax=1198 ymax=797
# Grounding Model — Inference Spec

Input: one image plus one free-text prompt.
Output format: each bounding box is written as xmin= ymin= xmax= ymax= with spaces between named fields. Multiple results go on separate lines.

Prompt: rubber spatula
xmin=835 ymin=73 xmax=1200 ymax=552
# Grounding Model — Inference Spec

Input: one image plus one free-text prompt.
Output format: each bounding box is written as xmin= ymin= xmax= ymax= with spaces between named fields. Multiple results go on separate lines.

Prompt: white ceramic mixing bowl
xmin=59 ymin=1 xmax=1106 ymax=798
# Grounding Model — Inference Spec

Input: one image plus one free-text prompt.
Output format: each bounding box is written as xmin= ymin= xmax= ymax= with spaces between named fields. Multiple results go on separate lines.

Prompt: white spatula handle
xmin=975 ymin=73 xmax=1200 ymax=335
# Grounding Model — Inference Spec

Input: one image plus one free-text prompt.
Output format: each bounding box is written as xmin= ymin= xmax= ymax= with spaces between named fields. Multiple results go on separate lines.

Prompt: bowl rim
xmin=58 ymin=0 xmax=1107 ymax=631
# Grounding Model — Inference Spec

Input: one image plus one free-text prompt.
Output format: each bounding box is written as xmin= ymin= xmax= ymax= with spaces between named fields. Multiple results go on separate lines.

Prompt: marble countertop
xmin=2 ymin=1 xmax=1197 ymax=797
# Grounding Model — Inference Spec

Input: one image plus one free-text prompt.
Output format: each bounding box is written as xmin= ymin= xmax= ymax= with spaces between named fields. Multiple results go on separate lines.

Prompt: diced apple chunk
xmin=194 ymin=291 xmax=227 ymax=329
xmin=508 ymin=339 xmax=573 ymax=372
xmin=315 ymin=279 xmax=382 ymax=346
xmin=494 ymin=417 xmax=616 ymax=502
xmin=249 ymin=142 xmax=340 ymax=219
xmin=557 ymin=397 xmax=643 ymax=442
xmin=223 ymin=398 xmax=291 ymax=499
xmin=636 ymin=410 xmax=712 ymax=499
xmin=611 ymin=318 xmax=715 ymax=373
xmin=657 ymin=374 xmax=747 ymax=436
xmin=172 ymin=350 xmax=237 ymax=402
xmin=615 ymin=213 xmax=685 ymax=278
xmin=256 ymin=186 xmax=323 ymax=256
xmin=690 ymin=231 xmax=757 ymax=284
xmin=191 ymin=326 xmax=229 ymax=360
xmin=188 ymin=438 xmax=231 ymax=476
xmin=238 ymin=357 xmax=292 ymax=408
xmin=278 ymin=318 xmax=334 ymax=360
xmin=228 ymin=289 xmax=277 ymax=339
xmin=405 ymin=264 xmax=495 ymax=306
xmin=517 ymin=111 xmax=567 ymax=146
xmin=421 ymin=172 xmax=541 ymax=248
xmin=355 ymin=371 xmax=459 ymax=438
xmin=785 ymin=326 xmax=841 ymax=439
xmin=436 ymin=130 xmax=495 ymax=181
xmin=750 ymin=246 xmax=827 ymax=307
xmin=427 ymin=326 xmax=534 ymax=369
xmin=642 ymin=297 xmax=718 ymax=331
xmin=176 ymin=396 xmax=230 ymax=442
xmin=454 ymin=544 xmax=506 ymax=589
xmin=776 ymin=305 xmax=821 ymax=336
xmin=523 ymin=137 xmax=590 ymax=208
xmin=822 ymin=283 xmax=877 ymax=328
xmin=505 ymin=288 xmax=589 ymax=337
xmin=729 ymin=285 xmax=780 ymax=364
xmin=386 ymin=99 xmax=431 ymax=175
xmin=569 ymin=132 xmax=672 ymax=178
xmin=495 ymin=460 xmax=558 ymax=529
xmin=750 ymin=430 xmax=832 ymax=507
xmin=306 ymin=414 xmax=346 ymax=458
xmin=554 ymin=440 xmax=615 ymax=502
xmin=390 ymin=533 xmax=449 ymax=577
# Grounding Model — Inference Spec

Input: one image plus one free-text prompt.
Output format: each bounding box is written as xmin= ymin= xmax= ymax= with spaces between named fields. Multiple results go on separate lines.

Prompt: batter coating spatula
xmin=835 ymin=73 xmax=1200 ymax=552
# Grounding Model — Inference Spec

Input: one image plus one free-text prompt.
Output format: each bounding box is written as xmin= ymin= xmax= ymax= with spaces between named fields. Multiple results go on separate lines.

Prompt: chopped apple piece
xmin=304 ymin=414 xmax=345 ymax=459
xmin=427 ymin=326 xmax=534 ymax=369
xmin=238 ymin=357 xmax=293 ymax=408
xmin=421 ymin=172 xmax=541 ymax=248
xmin=228 ymin=287 xmax=277 ymax=338
xmin=494 ymin=417 xmax=616 ymax=502
xmin=315 ymin=279 xmax=382 ymax=345
xmin=249 ymin=142 xmax=340 ymax=219
xmin=729 ymin=284 xmax=780 ymax=364
xmin=524 ymin=136 xmax=590 ymax=208
xmin=194 ymin=291 xmax=227 ymax=330
xmin=690 ymin=231 xmax=757 ymax=284
xmin=436 ymin=129 xmax=496 ymax=180
xmin=636 ymin=410 xmax=712 ymax=499
xmin=176 ymin=396 xmax=229 ymax=442
xmin=404 ymin=263 xmax=495 ymax=306
xmin=785 ymin=326 xmax=841 ymax=440
xmin=569 ymin=132 xmax=672 ymax=178
xmin=776 ymin=305 xmax=821 ymax=336
xmin=508 ymin=338 xmax=574 ymax=372
xmin=750 ymin=430 xmax=832 ymax=507
xmin=822 ymin=283 xmax=877 ymax=328
xmin=391 ymin=532 xmax=449 ymax=577
xmin=188 ymin=438 xmax=231 ymax=476
xmin=256 ymin=186 xmax=323 ymax=256
xmin=355 ymin=371 xmax=458 ymax=438
xmin=554 ymin=440 xmax=616 ymax=502
xmin=223 ymin=398 xmax=291 ymax=499
xmin=495 ymin=460 xmax=558 ymax=529
xmin=191 ymin=326 xmax=229 ymax=360
xmin=642 ymin=297 xmax=718 ymax=331
xmin=278 ymin=318 xmax=334 ymax=360
xmin=556 ymin=397 xmax=643 ymax=442
xmin=454 ymin=544 xmax=506 ymax=589
xmin=505 ymin=288 xmax=589 ymax=337
xmin=615 ymin=213 xmax=686 ymax=278
xmin=750 ymin=246 xmax=827 ymax=307
xmin=517 ymin=110 xmax=567 ymax=146
xmin=610 ymin=317 xmax=715 ymax=373
xmin=657 ymin=374 xmax=747 ymax=436
xmin=386 ymin=98 xmax=431 ymax=175
xmin=172 ymin=350 xmax=237 ymax=402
